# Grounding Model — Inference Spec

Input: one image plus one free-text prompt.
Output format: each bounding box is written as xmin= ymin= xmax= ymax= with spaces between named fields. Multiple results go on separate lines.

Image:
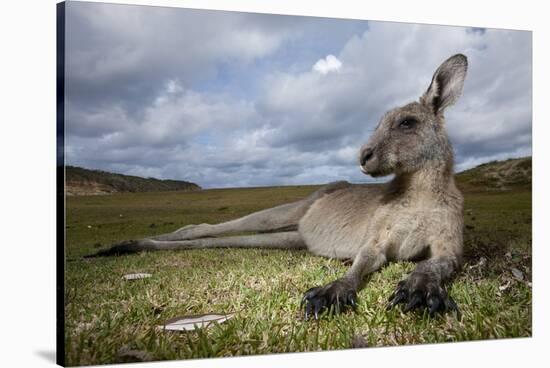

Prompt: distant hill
xmin=66 ymin=166 xmax=201 ymax=196
xmin=456 ymin=156 xmax=531 ymax=192
xmin=66 ymin=157 xmax=531 ymax=196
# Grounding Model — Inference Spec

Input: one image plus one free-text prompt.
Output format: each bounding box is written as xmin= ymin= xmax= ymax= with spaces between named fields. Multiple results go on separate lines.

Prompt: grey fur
xmin=96 ymin=54 xmax=468 ymax=317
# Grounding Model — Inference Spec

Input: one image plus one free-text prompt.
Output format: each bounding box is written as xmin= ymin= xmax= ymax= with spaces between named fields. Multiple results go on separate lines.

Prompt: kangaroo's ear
xmin=420 ymin=54 xmax=468 ymax=114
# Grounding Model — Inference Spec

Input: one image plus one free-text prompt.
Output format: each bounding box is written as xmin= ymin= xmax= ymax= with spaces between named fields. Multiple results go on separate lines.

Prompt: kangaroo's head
xmin=359 ymin=54 xmax=468 ymax=178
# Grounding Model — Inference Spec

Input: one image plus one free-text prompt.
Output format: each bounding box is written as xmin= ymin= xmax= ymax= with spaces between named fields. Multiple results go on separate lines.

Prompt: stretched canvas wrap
xmin=57 ymin=1 xmax=532 ymax=366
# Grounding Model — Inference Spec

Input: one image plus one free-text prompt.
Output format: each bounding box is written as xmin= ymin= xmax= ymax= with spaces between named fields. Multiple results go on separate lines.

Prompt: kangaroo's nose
xmin=360 ymin=147 xmax=374 ymax=166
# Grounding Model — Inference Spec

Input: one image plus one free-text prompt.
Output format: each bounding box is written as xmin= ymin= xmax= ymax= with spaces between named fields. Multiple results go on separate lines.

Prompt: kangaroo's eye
xmin=399 ymin=118 xmax=417 ymax=129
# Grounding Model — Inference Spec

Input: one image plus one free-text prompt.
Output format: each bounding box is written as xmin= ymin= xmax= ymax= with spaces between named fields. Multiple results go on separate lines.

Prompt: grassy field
xmin=64 ymin=185 xmax=532 ymax=366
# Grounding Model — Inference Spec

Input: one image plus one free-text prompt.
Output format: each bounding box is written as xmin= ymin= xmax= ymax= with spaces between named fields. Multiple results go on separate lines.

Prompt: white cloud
xmin=165 ymin=80 xmax=182 ymax=94
xmin=312 ymin=54 xmax=342 ymax=74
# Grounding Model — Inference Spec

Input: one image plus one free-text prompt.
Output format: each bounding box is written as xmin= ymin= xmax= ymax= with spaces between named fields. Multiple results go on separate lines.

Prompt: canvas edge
xmin=56 ymin=2 xmax=66 ymax=366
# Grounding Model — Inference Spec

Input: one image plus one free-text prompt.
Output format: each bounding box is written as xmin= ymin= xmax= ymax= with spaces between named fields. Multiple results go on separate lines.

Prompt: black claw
xmin=388 ymin=281 xmax=405 ymax=301
xmin=314 ymin=298 xmax=326 ymax=316
xmin=304 ymin=302 xmax=313 ymax=321
xmin=403 ymin=291 xmax=423 ymax=312
xmin=427 ymin=295 xmax=441 ymax=316
xmin=387 ymin=289 xmax=408 ymax=310
xmin=347 ymin=292 xmax=357 ymax=310
xmin=329 ymin=293 xmax=340 ymax=308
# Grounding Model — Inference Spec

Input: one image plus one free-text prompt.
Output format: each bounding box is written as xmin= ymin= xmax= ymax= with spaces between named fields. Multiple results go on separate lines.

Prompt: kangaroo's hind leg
xmin=86 ymin=201 xmax=309 ymax=257
xmin=149 ymin=201 xmax=308 ymax=241
xmin=88 ymin=232 xmax=305 ymax=257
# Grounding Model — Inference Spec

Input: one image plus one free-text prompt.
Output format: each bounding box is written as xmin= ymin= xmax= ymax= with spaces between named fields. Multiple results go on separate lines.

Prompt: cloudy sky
xmin=64 ymin=2 xmax=532 ymax=188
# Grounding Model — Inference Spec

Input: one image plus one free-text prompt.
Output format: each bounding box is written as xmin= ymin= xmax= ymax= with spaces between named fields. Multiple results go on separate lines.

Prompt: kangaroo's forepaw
xmin=301 ymin=279 xmax=357 ymax=320
xmin=84 ymin=240 xmax=142 ymax=258
xmin=387 ymin=273 xmax=459 ymax=317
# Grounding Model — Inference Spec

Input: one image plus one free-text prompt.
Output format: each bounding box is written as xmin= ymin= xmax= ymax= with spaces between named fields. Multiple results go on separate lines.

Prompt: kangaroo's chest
xmin=368 ymin=205 xmax=434 ymax=261
xmin=300 ymin=188 xmax=418 ymax=255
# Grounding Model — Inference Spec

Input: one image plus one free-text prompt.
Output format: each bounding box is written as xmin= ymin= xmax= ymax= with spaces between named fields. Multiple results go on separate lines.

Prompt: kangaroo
xmin=90 ymin=54 xmax=468 ymax=319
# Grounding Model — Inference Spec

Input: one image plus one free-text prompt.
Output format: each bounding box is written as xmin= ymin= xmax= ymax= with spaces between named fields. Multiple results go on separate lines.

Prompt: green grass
xmin=65 ymin=185 xmax=531 ymax=366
